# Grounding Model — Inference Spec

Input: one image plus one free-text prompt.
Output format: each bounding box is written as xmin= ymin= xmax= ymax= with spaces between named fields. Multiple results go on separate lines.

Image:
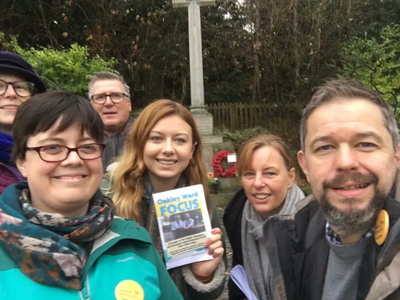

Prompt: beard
xmin=318 ymin=172 xmax=386 ymax=235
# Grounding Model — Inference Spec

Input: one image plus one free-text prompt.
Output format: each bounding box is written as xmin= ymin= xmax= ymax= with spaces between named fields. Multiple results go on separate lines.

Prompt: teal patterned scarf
xmin=0 ymin=182 xmax=114 ymax=290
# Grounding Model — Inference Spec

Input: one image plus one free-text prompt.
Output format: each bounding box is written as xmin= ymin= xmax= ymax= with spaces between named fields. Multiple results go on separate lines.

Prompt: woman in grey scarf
xmin=223 ymin=134 xmax=305 ymax=300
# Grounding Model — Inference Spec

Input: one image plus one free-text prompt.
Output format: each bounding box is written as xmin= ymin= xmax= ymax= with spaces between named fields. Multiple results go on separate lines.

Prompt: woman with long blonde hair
xmin=102 ymin=99 xmax=226 ymax=299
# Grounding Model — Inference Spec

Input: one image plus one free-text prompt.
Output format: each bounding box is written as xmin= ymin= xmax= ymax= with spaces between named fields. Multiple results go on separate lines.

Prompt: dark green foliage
xmin=340 ymin=25 xmax=400 ymax=119
xmin=0 ymin=33 xmax=116 ymax=97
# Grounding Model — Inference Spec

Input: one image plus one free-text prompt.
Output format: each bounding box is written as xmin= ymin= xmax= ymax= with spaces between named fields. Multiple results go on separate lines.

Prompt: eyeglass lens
xmin=39 ymin=144 xmax=103 ymax=162
xmin=0 ymin=79 xmax=35 ymax=97
xmin=92 ymin=93 xmax=125 ymax=104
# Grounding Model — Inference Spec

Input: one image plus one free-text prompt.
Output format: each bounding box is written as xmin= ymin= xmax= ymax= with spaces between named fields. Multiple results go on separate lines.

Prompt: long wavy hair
xmin=111 ymin=99 xmax=211 ymax=223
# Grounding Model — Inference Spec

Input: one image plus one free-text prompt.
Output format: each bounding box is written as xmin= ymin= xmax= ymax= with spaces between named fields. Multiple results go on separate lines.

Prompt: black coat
xmin=223 ymin=188 xmax=248 ymax=300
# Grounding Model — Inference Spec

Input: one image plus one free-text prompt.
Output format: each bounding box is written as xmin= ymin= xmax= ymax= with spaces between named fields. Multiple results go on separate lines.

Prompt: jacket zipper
xmin=79 ymin=275 xmax=92 ymax=300
xmin=78 ymin=291 xmax=85 ymax=300
xmin=85 ymin=275 xmax=92 ymax=300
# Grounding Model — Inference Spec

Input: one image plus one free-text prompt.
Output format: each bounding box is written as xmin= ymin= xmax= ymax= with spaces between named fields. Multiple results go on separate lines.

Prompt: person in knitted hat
xmin=0 ymin=51 xmax=46 ymax=194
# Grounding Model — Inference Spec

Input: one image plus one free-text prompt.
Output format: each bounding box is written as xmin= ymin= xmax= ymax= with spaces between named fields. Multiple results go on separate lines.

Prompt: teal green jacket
xmin=0 ymin=214 xmax=184 ymax=300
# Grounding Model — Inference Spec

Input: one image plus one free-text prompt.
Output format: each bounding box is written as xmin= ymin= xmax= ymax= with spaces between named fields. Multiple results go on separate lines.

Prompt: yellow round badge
xmin=375 ymin=210 xmax=389 ymax=246
xmin=115 ymin=280 xmax=145 ymax=300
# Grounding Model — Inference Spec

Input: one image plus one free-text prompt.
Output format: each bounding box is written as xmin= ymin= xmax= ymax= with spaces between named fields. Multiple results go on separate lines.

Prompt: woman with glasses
xmin=0 ymin=91 xmax=183 ymax=300
xmin=0 ymin=51 xmax=47 ymax=194
xmin=102 ymin=99 xmax=226 ymax=300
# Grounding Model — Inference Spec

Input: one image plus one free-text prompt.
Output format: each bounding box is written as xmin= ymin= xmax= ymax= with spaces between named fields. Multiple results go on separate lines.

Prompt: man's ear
xmin=127 ymin=98 xmax=132 ymax=112
xmin=297 ymin=150 xmax=310 ymax=182
xmin=16 ymin=158 xmax=28 ymax=178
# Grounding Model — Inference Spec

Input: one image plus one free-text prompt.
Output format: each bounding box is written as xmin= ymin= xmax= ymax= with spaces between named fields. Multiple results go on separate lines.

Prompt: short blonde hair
xmin=236 ymin=134 xmax=293 ymax=177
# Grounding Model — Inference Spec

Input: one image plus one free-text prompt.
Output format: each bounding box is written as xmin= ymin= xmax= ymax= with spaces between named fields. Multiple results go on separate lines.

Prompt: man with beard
xmin=263 ymin=79 xmax=400 ymax=300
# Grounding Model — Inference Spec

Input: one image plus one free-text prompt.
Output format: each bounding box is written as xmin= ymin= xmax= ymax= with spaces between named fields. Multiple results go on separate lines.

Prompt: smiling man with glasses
xmin=88 ymin=72 xmax=133 ymax=171
xmin=0 ymin=51 xmax=46 ymax=194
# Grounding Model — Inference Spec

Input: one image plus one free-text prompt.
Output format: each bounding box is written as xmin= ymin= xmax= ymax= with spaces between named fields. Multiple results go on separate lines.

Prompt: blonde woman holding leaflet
xmin=101 ymin=99 xmax=226 ymax=300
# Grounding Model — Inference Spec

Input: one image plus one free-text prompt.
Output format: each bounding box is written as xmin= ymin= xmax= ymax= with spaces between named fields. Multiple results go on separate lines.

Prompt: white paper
xmin=152 ymin=184 xmax=213 ymax=269
xmin=227 ymin=153 xmax=237 ymax=163
xmin=230 ymin=265 xmax=258 ymax=300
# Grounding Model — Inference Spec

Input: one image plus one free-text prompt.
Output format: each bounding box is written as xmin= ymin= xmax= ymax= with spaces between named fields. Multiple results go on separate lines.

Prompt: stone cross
xmin=173 ymin=0 xmax=216 ymax=136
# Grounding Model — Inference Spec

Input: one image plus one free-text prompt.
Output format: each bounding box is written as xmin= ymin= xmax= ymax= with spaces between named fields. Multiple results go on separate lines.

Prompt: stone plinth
xmin=210 ymin=192 xmax=236 ymax=207
xmin=203 ymin=143 xmax=214 ymax=173
xmin=202 ymin=134 xmax=223 ymax=144
xmin=191 ymin=107 xmax=213 ymax=136
xmin=218 ymin=177 xmax=241 ymax=192
xmin=191 ymin=107 xmax=223 ymax=173
xmin=210 ymin=178 xmax=241 ymax=207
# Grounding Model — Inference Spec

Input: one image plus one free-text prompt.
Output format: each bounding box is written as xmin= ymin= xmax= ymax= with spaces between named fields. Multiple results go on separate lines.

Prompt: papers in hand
xmin=230 ymin=265 xmax=258 ymax=300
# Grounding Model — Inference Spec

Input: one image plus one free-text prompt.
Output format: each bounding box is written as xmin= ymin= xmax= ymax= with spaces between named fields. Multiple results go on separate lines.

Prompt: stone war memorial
xmin=172 ymin=0 xmax=239 ymax=207
xmin=173 ymin=0 xmax=223 ymax=144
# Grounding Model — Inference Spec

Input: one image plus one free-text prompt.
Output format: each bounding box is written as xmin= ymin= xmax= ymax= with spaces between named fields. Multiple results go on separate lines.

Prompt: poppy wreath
xmin=212 ymin=150 xmax=236 ymax=178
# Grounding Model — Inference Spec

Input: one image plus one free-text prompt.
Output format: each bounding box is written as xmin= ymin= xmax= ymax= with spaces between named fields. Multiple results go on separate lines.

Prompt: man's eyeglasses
xmin=91 ymin=93 xmax=127 ymax=104
xmin=27 ymin=144 xmax=106 ymax=163
xmin=0 ymin=79 xmax=35 ymax=97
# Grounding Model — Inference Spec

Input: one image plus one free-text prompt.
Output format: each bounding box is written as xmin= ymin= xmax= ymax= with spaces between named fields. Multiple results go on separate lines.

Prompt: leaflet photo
xmin=163 ymin=209 xmax=205 ymax=242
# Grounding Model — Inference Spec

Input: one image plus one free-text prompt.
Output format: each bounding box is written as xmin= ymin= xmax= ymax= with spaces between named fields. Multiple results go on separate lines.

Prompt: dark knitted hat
xmin=0 ymin=51 xmax=46 ymax=93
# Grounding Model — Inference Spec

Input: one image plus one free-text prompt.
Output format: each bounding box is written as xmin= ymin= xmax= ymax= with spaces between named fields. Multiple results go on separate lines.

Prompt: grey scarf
xmin=241 ymin=184 xmax=305 ymax=299
xmin=102 ymin=116 xmax=133 ymax=171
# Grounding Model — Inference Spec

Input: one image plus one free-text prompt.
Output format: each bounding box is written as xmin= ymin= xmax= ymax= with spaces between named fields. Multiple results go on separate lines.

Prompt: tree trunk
xmin=293 ymin=0 xmax=300 ymax=88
